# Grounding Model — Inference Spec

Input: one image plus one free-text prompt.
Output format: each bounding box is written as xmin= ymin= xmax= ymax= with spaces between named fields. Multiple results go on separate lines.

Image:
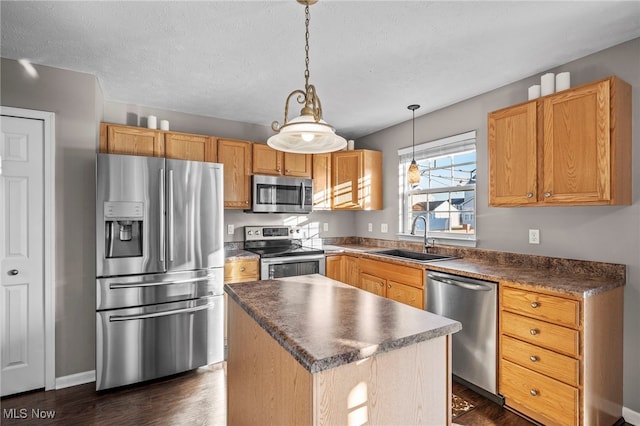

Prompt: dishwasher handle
xmin=427 ymin=272 xmax=494 ymax=291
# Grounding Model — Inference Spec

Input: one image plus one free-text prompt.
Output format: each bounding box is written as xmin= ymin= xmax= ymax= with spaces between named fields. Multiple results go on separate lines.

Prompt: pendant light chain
xmin=304 ymin=3 xmax=310 ymax=90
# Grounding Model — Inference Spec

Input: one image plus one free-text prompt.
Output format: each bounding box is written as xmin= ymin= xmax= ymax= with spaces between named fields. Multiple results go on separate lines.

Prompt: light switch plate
xmin=381 ymin=223 xmax=388 ymax=233
xmin=368 ymin=223 xmax=373 ymax=232
xmin=227 ymin=224 xmax=235 ymax=235
xmin=323 ymin=222 xmax=328 ymax=232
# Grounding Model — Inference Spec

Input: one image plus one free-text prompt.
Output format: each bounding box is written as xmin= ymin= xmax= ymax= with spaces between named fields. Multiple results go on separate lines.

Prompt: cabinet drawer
xmin=502 ymin=311 xmax=579 ymax=357
xmin=224 ymin=259 xmax=259 ymax=283
xmin=501 ymin=359 xmax=578 ymax=426
xmin=501 ymin=335 xmax=579 ymax=386
xmin=502 ymin=286 xmax=580 ymax=328
xmin=359 ymin=258 xmax=423 ymax=289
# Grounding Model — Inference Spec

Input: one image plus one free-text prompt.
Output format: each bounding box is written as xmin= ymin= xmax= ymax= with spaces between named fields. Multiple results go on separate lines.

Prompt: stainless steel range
xmin=244 ymin=226 xmax=325 ymax=280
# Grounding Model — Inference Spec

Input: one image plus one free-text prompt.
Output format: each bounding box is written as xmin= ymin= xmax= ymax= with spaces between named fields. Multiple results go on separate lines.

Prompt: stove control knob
xmin=247 ymin=231 xmax=252 ymax=235
xmin=295 ymin=229 xmax=300 ymax=233
xmin=255 ymin=230 xmax=260 ymax=235
xmin=290 ymin=229 xmax=294 ymax=234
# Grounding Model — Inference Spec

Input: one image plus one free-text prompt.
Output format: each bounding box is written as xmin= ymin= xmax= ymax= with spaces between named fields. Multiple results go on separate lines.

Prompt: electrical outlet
xmin=323 ymin=222 xmax=328 ymax=232
xmin=368 ymin=223 xmax=373 ymax=232
xmin=227 ymin=224 xmax=235 ymax=235
xmin=381 ymin=223 xmax=388 ymax=233
xmin=529 ymin=229 xmax=540 ymax=244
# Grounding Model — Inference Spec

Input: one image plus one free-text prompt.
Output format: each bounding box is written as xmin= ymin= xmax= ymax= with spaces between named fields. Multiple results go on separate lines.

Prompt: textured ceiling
xmin=2 ymin=1 xmax=640 ymax=140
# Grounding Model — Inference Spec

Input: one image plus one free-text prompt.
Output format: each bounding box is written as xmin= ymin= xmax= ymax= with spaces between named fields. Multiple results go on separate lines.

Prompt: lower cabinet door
xmin=500 ymin=359 xmax=578 ymax=426
xmin=387 ymin=280 xmax=423 ymax=309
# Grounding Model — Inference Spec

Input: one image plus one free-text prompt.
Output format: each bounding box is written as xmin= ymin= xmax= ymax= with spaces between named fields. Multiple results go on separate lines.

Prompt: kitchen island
xmin=224 ymin=274 xmax=462 ymax=425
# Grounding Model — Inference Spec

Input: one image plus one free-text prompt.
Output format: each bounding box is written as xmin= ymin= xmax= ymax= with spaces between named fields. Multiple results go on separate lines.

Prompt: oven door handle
xmin=109 ymin=275 xmax=214 ymax=289
xmin=260 ymin=254 xmax=325 ymax=264
xmin=109 ymin=303 xmax=211 ymax=322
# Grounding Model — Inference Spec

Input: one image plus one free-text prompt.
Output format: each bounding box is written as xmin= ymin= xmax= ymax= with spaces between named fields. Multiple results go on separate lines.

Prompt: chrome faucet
xmin=411 ymin=215 xmax=434 ymax=253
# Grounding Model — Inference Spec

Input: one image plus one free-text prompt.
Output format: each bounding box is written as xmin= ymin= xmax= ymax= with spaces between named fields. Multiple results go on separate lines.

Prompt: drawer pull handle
xmin=530 ymin=389 xmax=539 ymax=397
xmin=530 ymin=355 xmax=538 ymax=362
xmin=530 ymin=328 xmax=539 ymax=335
xmin=530 ymin=302 xmax=539 ymax=308
xmin=240 ymin=267 xmax=245 ymax=272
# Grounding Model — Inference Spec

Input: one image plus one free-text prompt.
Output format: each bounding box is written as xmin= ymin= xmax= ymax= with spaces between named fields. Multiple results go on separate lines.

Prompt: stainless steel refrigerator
xmin=95 ymin=153 xmax=224 ymax=391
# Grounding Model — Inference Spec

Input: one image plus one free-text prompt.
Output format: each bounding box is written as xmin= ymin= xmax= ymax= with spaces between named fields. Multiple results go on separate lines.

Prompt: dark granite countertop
xmin=224 ymin=274 xmax=461 ymax=374
xmin=325 ymin=243 xmax=625 ymax=298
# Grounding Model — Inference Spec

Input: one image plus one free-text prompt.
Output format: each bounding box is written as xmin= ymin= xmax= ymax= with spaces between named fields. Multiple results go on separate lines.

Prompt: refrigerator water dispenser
xmin=104 ymin=201 xmax=144 ymax=258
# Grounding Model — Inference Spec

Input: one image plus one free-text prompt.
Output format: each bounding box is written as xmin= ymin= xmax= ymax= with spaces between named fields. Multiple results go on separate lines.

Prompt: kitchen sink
xmin=372 ymin=249 xmax=456 ymax=263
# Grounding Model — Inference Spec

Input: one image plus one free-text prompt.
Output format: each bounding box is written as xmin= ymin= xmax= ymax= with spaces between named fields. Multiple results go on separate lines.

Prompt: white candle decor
xmin=160 ymin=120 xmax=170 ymax=131
xmin=556 ymin=72 xmax=570 ymax=92
xmin=528 ymin=85 xmax=541 ymax=100
xmin=540 ymin=73 xmax=555 ymax=96
xmin=347 ymin=140 xmax=355 ymax=150
xmin=147 ymin=115 xmax=157 ymax=129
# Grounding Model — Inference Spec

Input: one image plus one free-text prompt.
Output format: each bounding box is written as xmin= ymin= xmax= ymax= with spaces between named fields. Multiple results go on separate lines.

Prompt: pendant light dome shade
xmin=267 ymin=114 xmax=346 ymax=154
xmin=268 ymin=0 xmax=347 ymax=154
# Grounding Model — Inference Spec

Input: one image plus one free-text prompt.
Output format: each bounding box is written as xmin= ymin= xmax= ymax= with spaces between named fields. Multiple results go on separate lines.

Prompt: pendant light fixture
xmin=407 ymin=104 xmax=421 ymax=185
xmin=267 ymin=0 xmax=347 ymax=154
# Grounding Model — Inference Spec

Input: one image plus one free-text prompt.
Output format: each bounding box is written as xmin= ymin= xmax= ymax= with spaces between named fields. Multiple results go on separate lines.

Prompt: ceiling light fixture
xmin=267 ymin=0 xmax=347 ymax=154
xmin=407 ymin=104 xmax=421 ymax=185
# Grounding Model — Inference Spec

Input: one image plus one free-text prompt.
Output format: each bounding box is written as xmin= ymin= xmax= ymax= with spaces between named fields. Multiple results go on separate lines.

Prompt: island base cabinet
xmin=227 ymin=298 xmax=453 ymax=425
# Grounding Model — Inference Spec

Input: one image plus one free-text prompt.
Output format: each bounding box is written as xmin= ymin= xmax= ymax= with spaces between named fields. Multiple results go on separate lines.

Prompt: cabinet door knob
xmin=530 ymin=302 xmax=539 ymax=308
xmin=530 ymin=355 xmax=538 ymax=362
xmin=526 ymin=192 xmax=533 ymax=198
xmin=240 ymin=267 xmax=245 ymax=272
xmin=530 ymin=328 xmax=539 ymax=335
xmin=378 ymin=282 xmax=384 ymax=287
xmin=387 ymin=284 xmax=391 ymax=289
xmin=544 ymin=192 xmax=552 ymax=198
xmin=8 ymin=269 xmax=19 ymax=276
xmin=530 ymin=389 xmax=539 ymax=397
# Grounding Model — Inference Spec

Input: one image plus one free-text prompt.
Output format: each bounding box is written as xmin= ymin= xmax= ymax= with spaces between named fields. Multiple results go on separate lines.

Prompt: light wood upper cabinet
xmin=488 ymin=76 xmax=631 ymax=206
xmin=218 ymin=138 xmax=252 ymax=209
xmin=488 ymin=102 xmax=538 ymax=205
xmin=312 ymin=153 xmax=332 ymax=210
xmin=100 ymin=123 xmax=164 ymax=157
xmin=252 ymin=144 xmax=312 ymax=177
xmin=100 ymin=123 xmax=218 ymax=163
xmin=332 ymin=150 xmax=382 ymax=210
xmin=165 ymin=132 xmax=217 ymax=162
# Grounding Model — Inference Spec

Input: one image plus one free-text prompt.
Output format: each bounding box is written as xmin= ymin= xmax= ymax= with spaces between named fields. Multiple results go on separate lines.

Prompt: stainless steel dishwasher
xmin=426 ymin=270 xmax=501 ymax=403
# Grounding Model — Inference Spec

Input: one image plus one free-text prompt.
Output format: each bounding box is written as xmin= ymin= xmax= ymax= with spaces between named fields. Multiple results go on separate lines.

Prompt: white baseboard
xmin=55 ymin=370 xmax=96 ymax=390
xmin=624 ymin=406 xmax=640 ymax=425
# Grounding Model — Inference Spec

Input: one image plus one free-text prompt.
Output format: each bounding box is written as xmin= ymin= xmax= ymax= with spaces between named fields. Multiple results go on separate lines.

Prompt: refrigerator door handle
xmin=109 ymin=303 xmax=211 ymax=322
xmin=159 ymin=168 xmax=165 ymax=263
xmin=168 ymin=169 xmax=174 ymax=262
xmin=109 ymin=275 xmax=214 ymax=289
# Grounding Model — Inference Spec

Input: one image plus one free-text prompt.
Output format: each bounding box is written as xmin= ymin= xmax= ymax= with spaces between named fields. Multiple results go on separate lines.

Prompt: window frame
xmin=397 ymin=131 xmax=477 ymax=244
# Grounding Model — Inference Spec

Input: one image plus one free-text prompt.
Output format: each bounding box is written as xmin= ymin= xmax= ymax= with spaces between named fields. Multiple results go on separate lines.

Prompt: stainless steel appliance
xmin=251 ymin=175 xmax=313 ymax=213
xmin=426 ymin=271 xmax=502 ymax=403
xmin=244 ymin=226 xmax=325 ymax=279
xmin=95 ymin=153 xmax=225 ymax=391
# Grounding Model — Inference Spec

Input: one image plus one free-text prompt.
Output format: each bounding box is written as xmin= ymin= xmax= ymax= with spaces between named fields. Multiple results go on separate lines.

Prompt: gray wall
xmin=1 ymin=58 xmax=102 ymax=377
xmin=356 ymin=38 xmax=640 ymax=412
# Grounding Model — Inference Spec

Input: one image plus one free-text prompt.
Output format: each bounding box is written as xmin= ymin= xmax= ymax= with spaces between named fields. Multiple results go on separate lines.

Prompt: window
xmin=398 ymin=131 xmax=476 ymax=242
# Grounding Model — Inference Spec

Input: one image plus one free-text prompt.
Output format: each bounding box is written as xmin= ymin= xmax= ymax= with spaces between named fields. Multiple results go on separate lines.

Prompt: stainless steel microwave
xmin=251 ymin=175 xmax=313 ymax=213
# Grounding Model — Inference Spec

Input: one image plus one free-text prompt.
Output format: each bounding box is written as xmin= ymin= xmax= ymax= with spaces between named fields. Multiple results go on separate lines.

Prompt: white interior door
xmin=0 ymin=115 xmax=45 ymax=396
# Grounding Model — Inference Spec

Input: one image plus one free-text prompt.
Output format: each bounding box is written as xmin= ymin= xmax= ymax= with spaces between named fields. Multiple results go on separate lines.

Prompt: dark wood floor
xmin=0 ymin=363 xmax=571 ymax=425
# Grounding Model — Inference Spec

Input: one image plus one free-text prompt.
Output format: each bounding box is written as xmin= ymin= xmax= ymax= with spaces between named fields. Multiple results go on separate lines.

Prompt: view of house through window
xmin=398 ymin=131 xmax=476 ymax=241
